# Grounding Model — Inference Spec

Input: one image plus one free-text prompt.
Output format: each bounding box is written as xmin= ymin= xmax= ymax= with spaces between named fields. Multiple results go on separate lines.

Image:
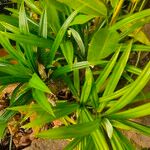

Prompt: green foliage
xmin=58 ymin=0 xmax=107 ymax=17
xmin=0 ymin=0 xmax=150 ymax=149
xmin=88 ymin=28 xmax=120 ymax=61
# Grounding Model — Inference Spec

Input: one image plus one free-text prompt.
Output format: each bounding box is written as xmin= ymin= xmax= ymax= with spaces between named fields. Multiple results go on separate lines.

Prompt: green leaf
xmin=58 ymin=0 xmax=107 ymax=17
xmin=24 ymin=0 xmax=42 ymax=14
xmin=19 ymin=1 xmax=37 ymax=71
xmin=112 ymin=120 xmax=150 ymax=136
xmin=78 ymin=136 xmax=88 ymax=150
xmin=102 ymin=118 xmax=113 ymax=139
xmin=110 ymin=0 xmax=119 ymax=8
xmin=52 ymin=61 xmax=107 ymax=78
xmin=45 ymin=0 xmax=68 ymax=14
xmin=64 ymin=138 xmax=81 ymax=150
xmin=99 ymin=84 xmax=131 ymax=103
xmin=111 ymin=9 xmax=150 ymax=30
xmin=52 ymin=61 xmax=89 ymax=78
xmin=125 ymin=65 xmax=142 ymax=75
xmin=73 ymin=58 xmax=80 ymax=95
xmin=110 ymin=129 xmax=124 ymax=150
xmin=133 ymin=92 xmax=150 ymax=103
xmin=88 ymin=28 xmax=120 ymax=62
xmin=0 ymin=14 xmax=18 ymax=27
xmin=8 ymin=104 xmax=42 ymax=112
xmin=49 ymin=10 xmax=79 ymax=65
xmin=28 ymin=73 xmax=51 ymax=93
xmin=36 ymin=120 xmax=99 ymax=139
xmin=45 ymin=0 xmax=61 ymax=33
xmin=32 ymin=89 xmax=54 ymax=116
xmin=0 ymin=76 xmax=29 ymax=85
xmin=39 ymin=8 xmax=47 ymax=38
xmin=98 ymin=41 xmax=132 ymax=112
xmin=105 ymin=60 xmax=150 ymax=115
xmin=0 ymin=31 xmax=53 ymax=48
xmin=80 ymin=68 xmax=93 ymax=104
xmin=109 ymin=102 xmax=150 ymax=119
xmin=123 ymin=120 xmax=150 ymax=136
xmin=133 ymin=31 xmax=150 ymax=45
xmin=0 ymin=21 xmax=20 ymax=33
xmin=103 ymin=41 xmax=132 ymax=95
xmin=120 ymin=44 xmax=150 ymax=52
xmin=81 ymin=109 xmax=109 ymax=150
xmin=115 ymin=130 xmax=135 ymax=150
xmin=19 ymin=1 xmax=29 ymax=34
xmin=89 ymin=83 xmax=99 ymax=108
xmin=10 ymin=84 xmax=26 ymax=104
xmin=70 ymin=15 xmax=95 ymax=26
xmin=0 ymin=63 xmax=31 ymax=78
xmin=0 ymin=35 xmax=26 ymax=65
xmin=120 ymin=19 xmax=150 ymax=40
xmin=0 ymin=122 xmax=7 ymax=139
xmin=69 ymin=28 xmax=85 ymax=56
xmin=95 ymin=47 xmax=120 ymax=92
xmin=60 ymin=40 xmax=74 ymax=65
xmin=5 ymin=7 xmax=39 ymax=30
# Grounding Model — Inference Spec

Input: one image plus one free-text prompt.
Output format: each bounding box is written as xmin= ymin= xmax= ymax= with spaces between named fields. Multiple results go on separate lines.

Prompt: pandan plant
xmin=0 ymin=0 xmax=150 ymax=149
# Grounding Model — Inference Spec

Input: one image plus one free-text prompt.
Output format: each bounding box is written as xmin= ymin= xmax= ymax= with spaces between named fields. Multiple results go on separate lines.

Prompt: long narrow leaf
xmin=105 ymin=60 xmax=150 ymax=115
xmin=109 ymin=102 xmax=150 ymax=119
xmin=103 ymin=41 xmax=132 ymax=95
xmin=32 ymin=89 xmax=54 ymax=115
xmin=80 ymin=68 xmax=93 ymax=104
xmin=111 ymin=9 xmax=150 ymax=30
xmin=49 ymin=10 xmax=79 ymax=65
xmin=36 ymin=120 xmax=99 ymax=139
xmin=28 ymin=73 xmax=51 ymax=93
xmin=0 ymin=31 xmax=53 ymax=48
xmin=70 ymin=28 xmax=85 ymax=56
xmin=96 ymin=47 xmax=120 ymax=92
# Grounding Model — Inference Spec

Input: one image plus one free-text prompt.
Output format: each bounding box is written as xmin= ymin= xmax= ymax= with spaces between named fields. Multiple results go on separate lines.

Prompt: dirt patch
xmin=123 ymin=116 xmax=150 ymax=149
xmin=23 ymin=139 xmax=69 ymax=150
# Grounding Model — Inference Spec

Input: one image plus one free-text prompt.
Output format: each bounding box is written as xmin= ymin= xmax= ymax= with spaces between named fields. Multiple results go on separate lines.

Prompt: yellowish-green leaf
xmin=88 ymin=28 xmax=120 ymax=62
xmin=102 ymin=118 xmax=113 ymax=139
xmin=109 ymin=102 xmax=150 ymax=119
xmin=58 ymin=0 xmax=107 ymax=17
xmin=133 ymin=31 xmax=150 ymax=45
xmin=70 ymin=15 xmax=95 ymax=26
xmin=110 ymin=0 xmax=119 ymax=8
xmin=105 ymin=60 xmax=150 ymax=115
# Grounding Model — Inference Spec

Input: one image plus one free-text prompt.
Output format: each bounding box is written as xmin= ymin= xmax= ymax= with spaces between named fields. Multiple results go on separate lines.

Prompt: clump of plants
xmin=0 ymin=0 xmax=150 ymax=149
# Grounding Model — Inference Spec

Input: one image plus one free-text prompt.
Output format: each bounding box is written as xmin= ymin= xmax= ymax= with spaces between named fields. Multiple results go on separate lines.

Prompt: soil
xmin=23 ymin=139 xmax=69 ymax=150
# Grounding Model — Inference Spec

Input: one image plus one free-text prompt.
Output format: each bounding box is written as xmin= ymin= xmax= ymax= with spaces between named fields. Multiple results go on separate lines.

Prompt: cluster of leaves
xmin=0 ymin=0 xmax=150 ymax=149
